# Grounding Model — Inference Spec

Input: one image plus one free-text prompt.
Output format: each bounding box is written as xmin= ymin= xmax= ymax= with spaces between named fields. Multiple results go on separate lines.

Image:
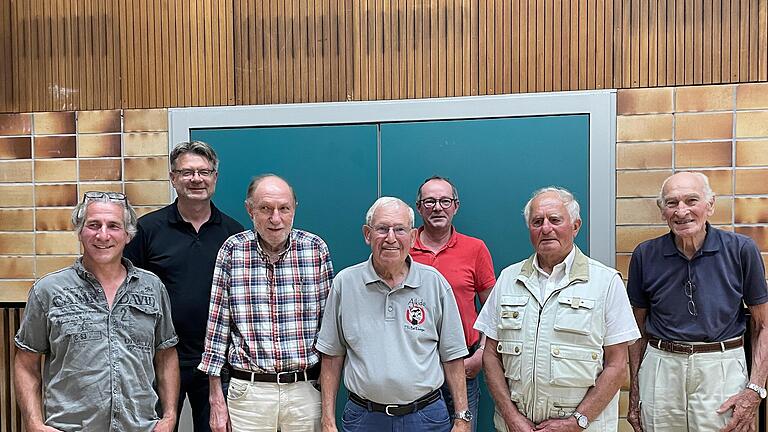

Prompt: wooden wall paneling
xmin=308 ymin=0 xmax=318 ymax=102
xmin=444 ymin=0 xmax=454 ymax=97
xmin=383 ymin=0 xmax=392 ymax=99
xmin=397 ymin=0 xmax=406 ymax=99
xmin=702 ymin=0 xmax=712 ymax=83
xmin=207 ymin=0 xmax=217 ymax=105
xmin=740 ymin=0 xmax=750 ymax=82
xmin=731 ymin=0 xmax=740 ymax=81
xmin=406 ymin=0 xmax=415 ymax=99
xmin=760 ymin=0 xmax=767 ymax=80
xmin=551 ymin=0 xmax=560 ymax=92
xmin=686 ymin=0 xmax=695 ymax=85
xmin=722 ymin=0 xmax=731 ymax=81
xmin=569 ymin=0 xmax=579 ymax=89
xmin=749 ymin=0 xmax=759 ymax=81
xmin=0 ymin=0 xmax=9 ymax=112
xmin=577 ymin=0 xmax=587 ymax=90
xmin=693 ymin=0 xmax=702 ymax=84
xmin=639 ymin=0 xmax=649 ymax=87
xmin=277 ymin=0 xmax=287 ymax=103
xmin=501 ymin=0 xmax=510 ymax=94
xmin=224 ymin=0 xmax=234 ymax=105
xmin=414 ymin=0 xmax=424 ymax=98
xmin=712 ymin=0 xmax=722 ymax=82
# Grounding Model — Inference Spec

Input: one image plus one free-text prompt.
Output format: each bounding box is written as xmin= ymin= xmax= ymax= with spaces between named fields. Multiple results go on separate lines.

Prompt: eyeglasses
xmin=419 ymin=197 xmax=457 ymax=209
xmin=172 ymin=169 xmax=216 ymax=179
xmin=684 ymin=279 xmax=697 ymax=317
xmin=368 ymin=225 xmax=411 ymax=237
xmin=83 ymin=191 xmax=126 ymax=201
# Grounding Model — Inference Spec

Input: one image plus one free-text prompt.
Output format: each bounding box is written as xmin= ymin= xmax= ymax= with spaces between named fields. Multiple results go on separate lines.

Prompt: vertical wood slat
xmin=0 ymin=308 xmax=24 ymax=432
xmin=2 ymin=0 xmax=768 ymax=112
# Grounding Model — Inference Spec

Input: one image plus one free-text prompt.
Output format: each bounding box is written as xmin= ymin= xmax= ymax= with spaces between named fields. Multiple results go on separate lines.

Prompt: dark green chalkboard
xmin=191 ymin=113 xmax=590 ymax=431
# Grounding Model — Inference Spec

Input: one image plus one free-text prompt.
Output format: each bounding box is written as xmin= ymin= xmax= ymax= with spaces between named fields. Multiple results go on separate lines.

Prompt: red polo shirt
xmin=410 ymin=227 xmax=496 ymax=346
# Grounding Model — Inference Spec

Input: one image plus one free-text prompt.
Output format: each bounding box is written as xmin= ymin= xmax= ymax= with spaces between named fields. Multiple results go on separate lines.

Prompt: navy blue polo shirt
xmin=627 ymin=223 xmax=768 ymax=342
xmin=124 ymin=200 xmax=245 ymax=367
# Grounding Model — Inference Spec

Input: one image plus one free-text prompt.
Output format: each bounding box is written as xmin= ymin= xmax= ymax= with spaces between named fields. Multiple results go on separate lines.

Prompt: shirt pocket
xmin=549 ymin=343 xmax=602 ymax=387
xmin=498 ymin=295 xmax=528 ymax=330
xmin=121 ymin=303 xmax=159 ymax=353
xmin=553 ymin=296 xmax=595 ymax=336
xmin=496 ymin=339 xmax=523 ymax=381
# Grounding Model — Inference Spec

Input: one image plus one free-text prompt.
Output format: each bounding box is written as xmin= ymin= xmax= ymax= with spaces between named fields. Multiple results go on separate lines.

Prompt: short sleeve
xmin=474 ymin=242 xmax=496 ymax=292
xmin=154 ymin=280 xmax=179 ymax=350
xmin=437 ymin=276 xmax=469 ymax=361
xmin=626 ymin=247 xmax=649 ymax=308
xmin=316 ymin=280 xmax=346 ymax=357
xmin=741 ymin=239 xmax=768 ymax=306
xmin=14 ymin=286 xmax=51 ymax=354
xmin=603 ymin=274 xmax=641 ymax=346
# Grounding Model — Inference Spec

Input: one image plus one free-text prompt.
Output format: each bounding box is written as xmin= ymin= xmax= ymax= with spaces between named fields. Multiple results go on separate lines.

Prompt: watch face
xmin=577 ymin=416 xmax=589 ymax=428
xmin=455 ymin=410 xmax=473 ymax=421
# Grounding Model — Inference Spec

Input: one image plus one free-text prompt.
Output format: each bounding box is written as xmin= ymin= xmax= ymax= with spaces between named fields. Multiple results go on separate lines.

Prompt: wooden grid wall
xmin=2 ymin=0 xmax=768 ymax=113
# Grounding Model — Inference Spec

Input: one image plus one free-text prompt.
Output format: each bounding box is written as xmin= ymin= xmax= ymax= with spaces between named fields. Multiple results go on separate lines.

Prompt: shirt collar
xmin=662 ymin=222 xmax=720 ymax=257
xmin=168 ymin=199 xmax=222 ymax=225
xmin=254 ymin=229 xmax=294 ymax=261
xmin=362 ymin=255 xmax=421 ymax=289
xmin=532 ymin=246 xmax=576 ymax=279
xmin=412 ymin=226 xmax=458 ymax=252
xmin=74 ymin=257 xmax=139 ymax=281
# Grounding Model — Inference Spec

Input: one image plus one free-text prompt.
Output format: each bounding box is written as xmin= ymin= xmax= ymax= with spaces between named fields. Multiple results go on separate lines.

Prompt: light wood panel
xmin=2 ymin=0 xmax=767 ymax=112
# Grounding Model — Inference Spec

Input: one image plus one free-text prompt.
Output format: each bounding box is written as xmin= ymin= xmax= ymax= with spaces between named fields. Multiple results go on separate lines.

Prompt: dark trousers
xmin=174 ymin=365 xmax=214 ymax=432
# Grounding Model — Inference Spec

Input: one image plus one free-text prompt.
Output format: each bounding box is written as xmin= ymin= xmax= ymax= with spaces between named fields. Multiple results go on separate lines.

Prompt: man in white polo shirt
xmin=317 ymin=197 xmax=471 ymax=432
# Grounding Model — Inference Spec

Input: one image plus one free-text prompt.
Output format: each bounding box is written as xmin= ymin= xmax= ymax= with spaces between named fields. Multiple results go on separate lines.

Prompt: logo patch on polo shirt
xmin=404 ymin=298 xmax=427 ymax=331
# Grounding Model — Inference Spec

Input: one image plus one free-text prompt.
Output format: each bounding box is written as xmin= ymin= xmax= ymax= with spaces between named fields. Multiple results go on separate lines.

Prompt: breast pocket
xmin=120 ymin=304 xmax=159 ymax=354
xmin=498 ymin=295 xmax=528 ymax=332
xmin=553 ymin=296 xmax=595 ymax=336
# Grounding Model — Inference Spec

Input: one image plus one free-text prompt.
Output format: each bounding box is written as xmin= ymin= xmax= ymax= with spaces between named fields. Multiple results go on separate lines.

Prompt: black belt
xmin=229 ymin=364 xmax=320 ymax=384
xmin=648 ymin=337 xmax=743 ymax=355
xmin=349 ymin=389 xmax=441 ymax=416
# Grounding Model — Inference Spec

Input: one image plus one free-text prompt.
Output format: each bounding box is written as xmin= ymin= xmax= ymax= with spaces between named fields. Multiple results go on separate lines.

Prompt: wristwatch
xmin=572 ymin=411 xmax=589 ymax=429
xmin=453 ymin=410 xmax=473 ymax=422
xmin=747 ymin=383 xmax=767 ymax=399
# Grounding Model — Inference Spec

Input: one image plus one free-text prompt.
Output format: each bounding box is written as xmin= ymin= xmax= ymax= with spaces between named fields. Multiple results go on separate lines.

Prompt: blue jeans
xmin=440 ymin=375 xmax=480 ymax=432
xmin=340 ymin=398 xmax=452 ymax=432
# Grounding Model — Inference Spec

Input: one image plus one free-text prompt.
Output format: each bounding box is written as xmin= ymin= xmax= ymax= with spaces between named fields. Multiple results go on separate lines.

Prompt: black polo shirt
xmin=124 ymin=200 xmax=245 ymax=367
xmin=627 ymin=223 xmax=768 ymax=342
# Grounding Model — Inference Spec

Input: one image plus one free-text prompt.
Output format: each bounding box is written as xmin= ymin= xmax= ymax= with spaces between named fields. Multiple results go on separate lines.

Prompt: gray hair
xmin=170 ymin=140 xmax=219 ymax=171
xmin=244 ymin=174 xmax=298 ymax=207
xmin=522 ymin=187 xmax=581 ymax=223
xmin=656 ymin=171 xmax=715 ymax=208
xmin=366 ymin=197 xmax=415 ymax=227
xmin=71 ymin=194 xmax=138 ymax=240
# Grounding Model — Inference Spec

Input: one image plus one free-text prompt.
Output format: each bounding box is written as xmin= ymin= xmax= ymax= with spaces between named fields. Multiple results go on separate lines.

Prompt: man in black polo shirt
xmin=125 ymin=141 xmax=244 ymax=432
xmin=627 ymin=171 xmax=768 ymax=432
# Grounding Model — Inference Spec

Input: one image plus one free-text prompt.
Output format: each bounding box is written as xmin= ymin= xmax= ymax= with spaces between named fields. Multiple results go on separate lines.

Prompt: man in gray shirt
xmin=317 ymin=197 xmax=471 ymax=432
xmin=14 ymin=191 xmax=180 ymax=432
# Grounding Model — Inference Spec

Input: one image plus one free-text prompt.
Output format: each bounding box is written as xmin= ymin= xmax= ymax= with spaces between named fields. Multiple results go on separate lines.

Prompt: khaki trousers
xmin=226 ymin=377 xmax=322 ymax=432
xmin=639 ymin=344 xmax=748 ymax=431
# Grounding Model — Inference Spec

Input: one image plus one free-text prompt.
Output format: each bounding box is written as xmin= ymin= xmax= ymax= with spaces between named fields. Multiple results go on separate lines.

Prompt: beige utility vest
xmin=493 ymin=248 xmax=620 ymax=431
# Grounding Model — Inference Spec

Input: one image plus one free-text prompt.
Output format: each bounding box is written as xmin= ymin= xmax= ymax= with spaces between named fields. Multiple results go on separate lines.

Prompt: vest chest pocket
xmin=496 ymin=340 xmax=523 ymax=381
xmin=553 ymin=296 xmax=595 ymax=336
xmin=549 ymin=344 xmax=602 ymax=387
xmin=498 ymin=296 xmax=528 ymax=330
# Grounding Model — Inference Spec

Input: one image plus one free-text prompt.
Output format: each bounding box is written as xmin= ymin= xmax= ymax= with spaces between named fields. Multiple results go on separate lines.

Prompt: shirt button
xmin=387 ymin=306 xmax=393 ymax=312
xmin=113 ymin=388 xmax=119 ymax=394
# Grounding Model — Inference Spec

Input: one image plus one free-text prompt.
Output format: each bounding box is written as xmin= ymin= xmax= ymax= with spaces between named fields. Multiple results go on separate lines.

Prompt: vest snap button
xmin=512 ymin=311 xmax=519 ymax=318
xmin=592 ymin=352 xmax=598 ymax=360
xmin=514 ymin=346 xmax=520 ymax=354
xmin=553 ymin=348 xmax=560 ymax=355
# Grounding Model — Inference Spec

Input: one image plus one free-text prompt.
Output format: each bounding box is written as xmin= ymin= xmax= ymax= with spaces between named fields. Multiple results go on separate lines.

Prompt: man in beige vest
xmin=475 ymin=187 xmax=639 ymax=431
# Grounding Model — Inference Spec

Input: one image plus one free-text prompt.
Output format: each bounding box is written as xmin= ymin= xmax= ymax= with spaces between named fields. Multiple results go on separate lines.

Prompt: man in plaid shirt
xmin=198 ymin=174 xmax=334 ymax=432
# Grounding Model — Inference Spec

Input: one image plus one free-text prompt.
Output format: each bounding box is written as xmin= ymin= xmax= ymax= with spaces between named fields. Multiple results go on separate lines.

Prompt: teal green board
xmin=380 ymin=115 xmax=589 ymax=432
xmin=191 ymin=124 xmax=379 ymax=271
xmin=190 ymin=113 xmax=591 ymax=431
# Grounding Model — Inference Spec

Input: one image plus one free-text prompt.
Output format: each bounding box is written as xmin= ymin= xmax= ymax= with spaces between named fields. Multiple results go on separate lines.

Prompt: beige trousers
xmin=639 ymin=344 xmax=748 ymax=431
xmin=226 ymin=377 xmax=322 ymax=432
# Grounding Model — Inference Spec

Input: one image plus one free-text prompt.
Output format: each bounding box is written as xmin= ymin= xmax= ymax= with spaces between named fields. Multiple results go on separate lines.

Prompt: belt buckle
xmin=675 ymin=342 xmax=694 ymax=355
xmin=276 ymin=371 xmax=294 ymax=385
xmin=385 ymin=405 xmax=398 ymax=416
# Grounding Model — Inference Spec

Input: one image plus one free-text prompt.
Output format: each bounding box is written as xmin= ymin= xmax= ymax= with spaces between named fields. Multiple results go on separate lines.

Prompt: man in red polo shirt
xmin=410 ymin=176 xmax=497 ymax=432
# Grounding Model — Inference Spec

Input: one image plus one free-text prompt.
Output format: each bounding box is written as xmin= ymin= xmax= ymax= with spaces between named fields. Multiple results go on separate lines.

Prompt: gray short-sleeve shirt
xmin=15 ymin=258 xmax=178 ymax=432
xmin=316 ymin=256 xmax=468 ymax=404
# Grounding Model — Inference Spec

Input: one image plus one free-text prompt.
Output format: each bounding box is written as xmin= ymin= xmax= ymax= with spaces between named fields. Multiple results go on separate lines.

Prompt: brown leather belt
xmin=648 ymin=337 xmax=743 ymax=355
xmin=349 ymin=389 xmax=441 ymax=416
xmin=229 ymin=364 xmax=320 ymax=384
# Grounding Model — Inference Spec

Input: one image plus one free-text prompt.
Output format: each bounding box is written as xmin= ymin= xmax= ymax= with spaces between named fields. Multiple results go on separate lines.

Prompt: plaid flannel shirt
xmin=198 ymin=229 xmax=334 ymax=375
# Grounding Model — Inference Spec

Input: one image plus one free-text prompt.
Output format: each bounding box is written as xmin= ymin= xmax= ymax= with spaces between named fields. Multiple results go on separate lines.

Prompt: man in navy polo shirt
xmin=125 ymin=141 xmax=244 ymax=432
xmin=627 ymin=171 xmax=768 ymax=431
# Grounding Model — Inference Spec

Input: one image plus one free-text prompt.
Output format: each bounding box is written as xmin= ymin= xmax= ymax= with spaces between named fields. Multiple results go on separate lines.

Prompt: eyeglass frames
xmin=684 ymin=263 xmax=698 ymax=317
xmin=83 ymin=191 xmax=126 ymax=201
xmin=418 ymin=197 xmax=457 ymax=209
